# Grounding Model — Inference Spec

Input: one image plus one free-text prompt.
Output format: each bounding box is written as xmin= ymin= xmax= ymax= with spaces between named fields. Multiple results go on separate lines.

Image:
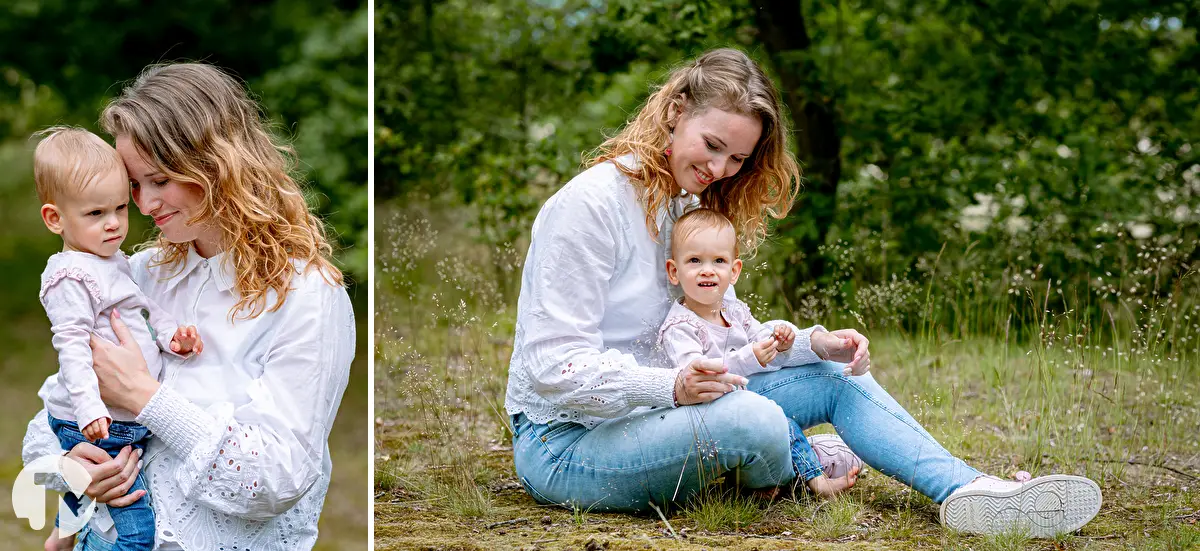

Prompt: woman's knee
xmin=699 ymin=391 xmax=789 ymax=450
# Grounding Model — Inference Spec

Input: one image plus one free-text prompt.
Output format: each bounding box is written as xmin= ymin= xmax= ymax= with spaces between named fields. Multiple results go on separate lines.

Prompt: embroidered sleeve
xmin=136 ymin=279 xmax=354 ymax=520
xmin=41 ymin=277 xmax=110 ymax=430
xmin=518 ymin=183 xmax=679 ymax=419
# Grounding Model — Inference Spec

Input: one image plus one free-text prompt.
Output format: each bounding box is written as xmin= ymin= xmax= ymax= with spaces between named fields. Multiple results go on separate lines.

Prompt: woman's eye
xmin=129 ymin=180 xmax=140 ymax=190
xmin=705 ymin=141 xmax=718 ymax=151
xmin=152 ymin=180 xmax=168 ymax=187
xmin=732 ymin=157 xmax=745 ymax=164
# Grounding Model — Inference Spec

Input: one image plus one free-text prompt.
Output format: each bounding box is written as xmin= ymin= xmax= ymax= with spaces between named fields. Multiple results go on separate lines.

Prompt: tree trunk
xmin=755 ymin=0 xmax=842 ymax=291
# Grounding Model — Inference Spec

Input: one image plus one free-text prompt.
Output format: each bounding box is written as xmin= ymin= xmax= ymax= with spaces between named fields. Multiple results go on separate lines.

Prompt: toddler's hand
xmin=82 ymin=417 xmax=110 ymax=442
xmin=171 ymin=325 xmax=203 ymax=355
xmin=773 ymin=325 xmax=795 ymax=352
xmin=753 ymin=337 xmax=779 ymax=366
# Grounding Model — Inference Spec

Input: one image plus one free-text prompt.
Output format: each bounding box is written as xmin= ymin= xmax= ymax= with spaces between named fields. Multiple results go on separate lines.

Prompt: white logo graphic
xmin=12 ymin=454 xmax=96 ymax=537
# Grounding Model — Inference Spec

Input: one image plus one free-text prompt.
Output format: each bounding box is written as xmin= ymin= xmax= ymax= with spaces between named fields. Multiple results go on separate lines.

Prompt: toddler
xmin=34 ymin=127 xmax=202 ymax=550
xmin=658 ymin=208 xmax=862 ymax=497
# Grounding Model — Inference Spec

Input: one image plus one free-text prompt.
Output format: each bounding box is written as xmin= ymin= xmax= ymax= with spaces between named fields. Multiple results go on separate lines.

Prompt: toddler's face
xmin=56 ymin=168 xmax=129 ymax=257
xmin=667 ymin=225 xmax=742 ymax=309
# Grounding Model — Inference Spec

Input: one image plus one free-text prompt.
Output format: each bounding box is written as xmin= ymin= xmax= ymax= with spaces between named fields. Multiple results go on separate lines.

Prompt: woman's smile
xmin=153 ymin=211 xmax=177 ymax=226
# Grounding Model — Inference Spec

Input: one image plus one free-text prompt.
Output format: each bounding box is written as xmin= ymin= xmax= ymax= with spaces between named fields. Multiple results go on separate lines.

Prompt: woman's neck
xmin=192 ymin=230 xmax=224 ymax=258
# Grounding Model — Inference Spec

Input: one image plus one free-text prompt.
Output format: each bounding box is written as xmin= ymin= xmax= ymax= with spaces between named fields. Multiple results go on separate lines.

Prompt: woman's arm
xmin=518 ymin=184 xmax=680 ymax=417
xmin=93 ymin=279 xmax=354 ymax=520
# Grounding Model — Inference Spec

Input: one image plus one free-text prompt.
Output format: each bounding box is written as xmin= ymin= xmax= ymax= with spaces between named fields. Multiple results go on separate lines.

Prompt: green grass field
xmin=373 ymin=204 xmax=1199 ymax=551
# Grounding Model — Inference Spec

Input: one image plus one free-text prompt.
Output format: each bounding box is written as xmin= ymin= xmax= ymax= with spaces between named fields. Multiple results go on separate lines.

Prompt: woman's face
xmin=669 ymin=106 xmax=762 ymax=195
xmin=116 ymin=135 xmax=214 ymax=247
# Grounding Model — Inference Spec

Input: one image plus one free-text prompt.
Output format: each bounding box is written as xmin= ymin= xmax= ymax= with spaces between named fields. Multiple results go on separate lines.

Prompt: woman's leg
xmin=747 ymin=361 xmax=979 ymax=503
xmin=512 ymin=391 xmax=795 ymax=513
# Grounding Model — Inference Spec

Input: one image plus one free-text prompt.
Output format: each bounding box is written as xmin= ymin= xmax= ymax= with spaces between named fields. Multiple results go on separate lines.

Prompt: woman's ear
xmin=666 ymin=259 xmax=680 ymax=285
xmin=41 ymin=204 xmax=64 ymax=235
xmin=666 ymin=93 xmax=687 ymax=129
xmin=731 ymin=258 xmax=743 ymax=285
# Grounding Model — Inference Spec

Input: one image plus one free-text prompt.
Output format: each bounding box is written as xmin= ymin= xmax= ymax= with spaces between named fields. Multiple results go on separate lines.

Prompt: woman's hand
xmin=674 ymin=358 xmax=749 ymax=406
xmin=65 ymin=443 xmax=146 ymax=507
xmin=811 ymin=329 xmax=871 ymax=375
xmin=89 ymin=310 xmax=161 ymax=414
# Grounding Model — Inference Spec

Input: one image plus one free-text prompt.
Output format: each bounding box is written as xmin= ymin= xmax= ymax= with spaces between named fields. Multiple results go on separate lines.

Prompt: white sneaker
xmin=940 ymin=474 xmax=1102 ymax=538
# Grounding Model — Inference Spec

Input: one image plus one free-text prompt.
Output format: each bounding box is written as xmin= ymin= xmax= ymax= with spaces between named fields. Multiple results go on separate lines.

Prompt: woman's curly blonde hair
xmin=586 ymin=48 xmax=802 ymax=256
xmin=100 ymin=63 xmax=342 ymax=320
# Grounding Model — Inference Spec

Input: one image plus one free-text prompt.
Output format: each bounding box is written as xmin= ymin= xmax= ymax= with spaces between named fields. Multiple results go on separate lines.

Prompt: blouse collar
xmin=168 ymin=244 xmax=236 ymax=293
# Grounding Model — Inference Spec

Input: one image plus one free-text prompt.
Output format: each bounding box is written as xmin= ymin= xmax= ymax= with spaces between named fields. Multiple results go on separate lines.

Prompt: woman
xmin=504 ymin=48 xmax=1102 ymax=538
xmin=22 ymin=63 xmax=355 ymax=550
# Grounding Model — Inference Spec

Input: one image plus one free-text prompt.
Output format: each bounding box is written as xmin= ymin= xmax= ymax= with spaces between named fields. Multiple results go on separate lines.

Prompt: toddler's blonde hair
xmin=670 ymin=207 xmax=740 ymax=260
xmin=33 ymin=126 xmax=125 ymax=205
xmin=587 ymin=48 xmax=801 ymax=256
xmin=101 ymin=63 xmax=342 ymax=320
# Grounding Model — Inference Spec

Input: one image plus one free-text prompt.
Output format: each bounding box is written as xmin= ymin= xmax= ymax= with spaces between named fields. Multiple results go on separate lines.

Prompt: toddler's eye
xmin=116 ymin=204 xmax=127 ymax=211
xmin=88 ymin=210 xmax=102 ymax=216
xmin=715 ymin=258 xmax=726 ymax=264
xmin=687 ymin=257 xmax=700 ymax=263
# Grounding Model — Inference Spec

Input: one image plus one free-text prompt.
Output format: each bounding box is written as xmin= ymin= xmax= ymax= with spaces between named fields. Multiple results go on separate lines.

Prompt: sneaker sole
xmin=940 ymin=475 xmax=1102 ymax=538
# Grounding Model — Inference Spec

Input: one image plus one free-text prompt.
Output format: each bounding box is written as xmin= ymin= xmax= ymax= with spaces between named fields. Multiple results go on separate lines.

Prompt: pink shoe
xmin=809 ymin=434 xmax=864 ymax=479
xmin=940 ymin=473 xmax=1102 ymax=538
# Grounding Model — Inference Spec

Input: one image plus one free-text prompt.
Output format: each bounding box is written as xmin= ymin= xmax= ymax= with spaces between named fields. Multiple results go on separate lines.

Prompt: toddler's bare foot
xmin=44 ymin=528 xmax=75 ymax=551
xmin=806 ymin=466 xmax=860 ymax=498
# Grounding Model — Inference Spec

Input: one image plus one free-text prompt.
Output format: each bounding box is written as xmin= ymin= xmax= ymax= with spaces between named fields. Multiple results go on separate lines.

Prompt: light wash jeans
xmin=512 ymin=361 xmax=980 ymax=512
xmin=72 ymin=526 xmax=115 ymax=551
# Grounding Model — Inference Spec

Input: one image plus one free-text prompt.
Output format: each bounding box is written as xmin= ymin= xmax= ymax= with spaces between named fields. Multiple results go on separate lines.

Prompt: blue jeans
xmin=49 ymin=415 xmax=154 ymax=551
xmin=512 ymin=361 xmax=980 ymax=512
xmin=72 ymin=526 xmax=115 ymax=551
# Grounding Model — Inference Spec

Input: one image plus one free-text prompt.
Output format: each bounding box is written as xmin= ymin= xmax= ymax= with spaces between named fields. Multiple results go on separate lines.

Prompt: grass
xmin=374 ymin=203 xmax=1200 ymax=550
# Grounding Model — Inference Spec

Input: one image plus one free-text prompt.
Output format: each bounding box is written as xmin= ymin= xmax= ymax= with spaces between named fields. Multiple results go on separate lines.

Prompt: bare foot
xmin=806 ymin=466 xmax=861 ymax=498
xmin=44 ymin=528 xmax=75 ymax=551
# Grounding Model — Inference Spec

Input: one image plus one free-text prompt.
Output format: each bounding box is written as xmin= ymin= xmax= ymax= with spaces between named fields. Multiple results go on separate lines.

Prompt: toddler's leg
xmin=105 ymin=470 xmax=153 ymax=551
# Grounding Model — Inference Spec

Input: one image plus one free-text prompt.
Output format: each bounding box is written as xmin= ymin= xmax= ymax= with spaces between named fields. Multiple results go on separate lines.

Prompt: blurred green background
xmin=0 ymin=1 xmax=368 ymax=549
xmin=377 ymin=0 xmax=1200 ymax=336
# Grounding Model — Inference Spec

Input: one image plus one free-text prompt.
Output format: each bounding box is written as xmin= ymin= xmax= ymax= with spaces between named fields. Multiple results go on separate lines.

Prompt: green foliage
xmin=377 ymin=0 xmax=1200 ymax=340
xmin=0 ymin=0 xmax=368 ymax=283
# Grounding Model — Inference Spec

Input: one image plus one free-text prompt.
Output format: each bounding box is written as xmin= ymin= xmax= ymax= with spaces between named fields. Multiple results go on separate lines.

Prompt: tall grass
xmin=374 ymin=199 xmax=1200 ymax=549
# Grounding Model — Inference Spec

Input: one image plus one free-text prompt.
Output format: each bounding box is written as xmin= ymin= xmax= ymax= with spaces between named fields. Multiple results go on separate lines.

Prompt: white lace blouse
xmin=23 ymin=246 xmax=355 ymax=550
xmin=503 ymin=157 xmax=824 ymax=429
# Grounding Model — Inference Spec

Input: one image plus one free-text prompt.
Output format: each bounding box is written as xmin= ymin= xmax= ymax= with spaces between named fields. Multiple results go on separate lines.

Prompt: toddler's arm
xmin=41 ymin=276 xmax=110 ymax=433
xmin=731 ymin=300 xmax=826 ymax=368
xmin=658 ymin=320 xmax=709 ymax=373
xmin=142 ymin=296 xmax=197 ymax=358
